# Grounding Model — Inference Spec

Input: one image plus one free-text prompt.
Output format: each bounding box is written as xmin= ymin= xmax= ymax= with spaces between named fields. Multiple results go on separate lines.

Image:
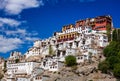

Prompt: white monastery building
xmin=5 ymin=15 xmax=113 ymax=81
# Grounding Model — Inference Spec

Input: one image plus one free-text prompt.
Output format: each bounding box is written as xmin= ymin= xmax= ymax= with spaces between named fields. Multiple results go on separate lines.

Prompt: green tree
xmin=112 ymin=29 xmax=120 ymax=42
xmin=118 ymin=29 xmax=120 ymax=41
xmin=112 ymin=29 xmax=117 ymax=41
xmin=65 ymin=55 xmax=77 ymax=67
xmin=4 ymin=61 xmax=6 ymax=69
xmin=98 ymin=61 xmax=109 ymax=73
xmin=89 ymin=52 xmax=92 ymax=64
xmin=99 ymin=30 xmax=120 ymax=78
xmin=49 ymin=45 xmax=54 ymax=56
xmin=103 ymin=41 xmax=120 ymax=57
xmin=3 ymin=61 xmax=7 ymax=73
xmin=117 ymin=51 xmax=120 ymax=58
xmin=106 ymin=56 xmax=120 ymax=69
xmin=113 ymin=63 xmax=120 ymax=77
xmin=106 ymin=24 xmax=111 ymax=41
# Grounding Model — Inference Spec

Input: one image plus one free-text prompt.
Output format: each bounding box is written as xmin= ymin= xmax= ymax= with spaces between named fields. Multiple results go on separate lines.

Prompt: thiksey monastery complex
xmin=0 ymin=15 xmax=113 ymax=81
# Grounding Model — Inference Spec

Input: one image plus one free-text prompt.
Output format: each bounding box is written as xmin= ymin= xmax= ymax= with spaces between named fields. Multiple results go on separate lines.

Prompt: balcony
xmin=57 ymin=37 xmax=74 ymax=42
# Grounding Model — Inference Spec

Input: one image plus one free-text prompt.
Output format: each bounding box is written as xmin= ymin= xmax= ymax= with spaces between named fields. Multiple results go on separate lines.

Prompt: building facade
xmin=4 ymin=15 xmax=113 ymax=81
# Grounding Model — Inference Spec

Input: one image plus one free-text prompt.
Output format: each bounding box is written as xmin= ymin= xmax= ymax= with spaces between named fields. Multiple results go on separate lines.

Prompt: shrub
xmin=106 ymin=56 xmax=120 ymax=69
xmin=89 ymin=80 xmax=93 ymax=81
xmin=49 ymin=45 xmax=54 ymax=55
xmin=113 ymin=63 xmax=120 ymax=77
xmin=99 ymin=30 xmax=120 ymax=78
xmin=98 ymin=61 xmax=109 ymax=73
xmin=65 ymin=55 xmax=77 ymax=67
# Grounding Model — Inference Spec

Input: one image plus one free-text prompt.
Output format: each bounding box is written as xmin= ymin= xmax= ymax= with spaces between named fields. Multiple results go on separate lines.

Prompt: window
xmin=49 ymin=62 xmax=51 ymax=64
xmin=55 ymin=66 xmax=57 ymax=68
xmin=103 ymin=36 xmax=107 ymax=39
xmin=67 ymin=35 xmax=68 ymax=38
xmin=81 ymin=57 xmax=83 ymax=59
xmin=72 ymin=34 xmax=74 ymax=37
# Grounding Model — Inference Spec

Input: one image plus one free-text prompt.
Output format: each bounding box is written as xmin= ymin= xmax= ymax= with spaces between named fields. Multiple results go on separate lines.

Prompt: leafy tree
xmin=103 ymin=45 xmax=110 ymax=57
xmin=99 ymin=28 xmax=120 ymax=78
xmin=98 ymin=60 xmax=109 ymax=73
xmin=65 ymin=55 xmax=77 ymax=67
xmin=106 ymin=56 xmax=120 ymax=69
xmin=112 ymin=29 xmax=117 ymax=41
xmin=118 ymin=51 xmax=120 ymax=58
xmin=118 ymin=29 xmax=120 ymax=41
xmin=89 ymin=80 xmax=93 ymax=81
xmin=49 ymin=45 xmax=54 ymax=56
xmin=106 ymin=24 xmax=111 ymax=41
xmin=100 ymin=40 xmax=120 ymax=76
xmin=3 ymin=61 xmax=7 ymax=73
xmin=103 ymin=41 xmax=120 ymax=57
xmin=112 ymin=29 xmax=120 ymax=42
xmin=4 ymin=61 xmax=6 ymax=69
xmin=113 ymin=63 xmax=120 ymax=77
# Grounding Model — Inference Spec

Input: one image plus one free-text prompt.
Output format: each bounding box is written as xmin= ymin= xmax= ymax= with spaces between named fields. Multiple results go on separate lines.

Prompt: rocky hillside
xmin=0 ymin=66 xmax=4 ymax=79
xmin=43 ymin=61 xmax=117 ymax=81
